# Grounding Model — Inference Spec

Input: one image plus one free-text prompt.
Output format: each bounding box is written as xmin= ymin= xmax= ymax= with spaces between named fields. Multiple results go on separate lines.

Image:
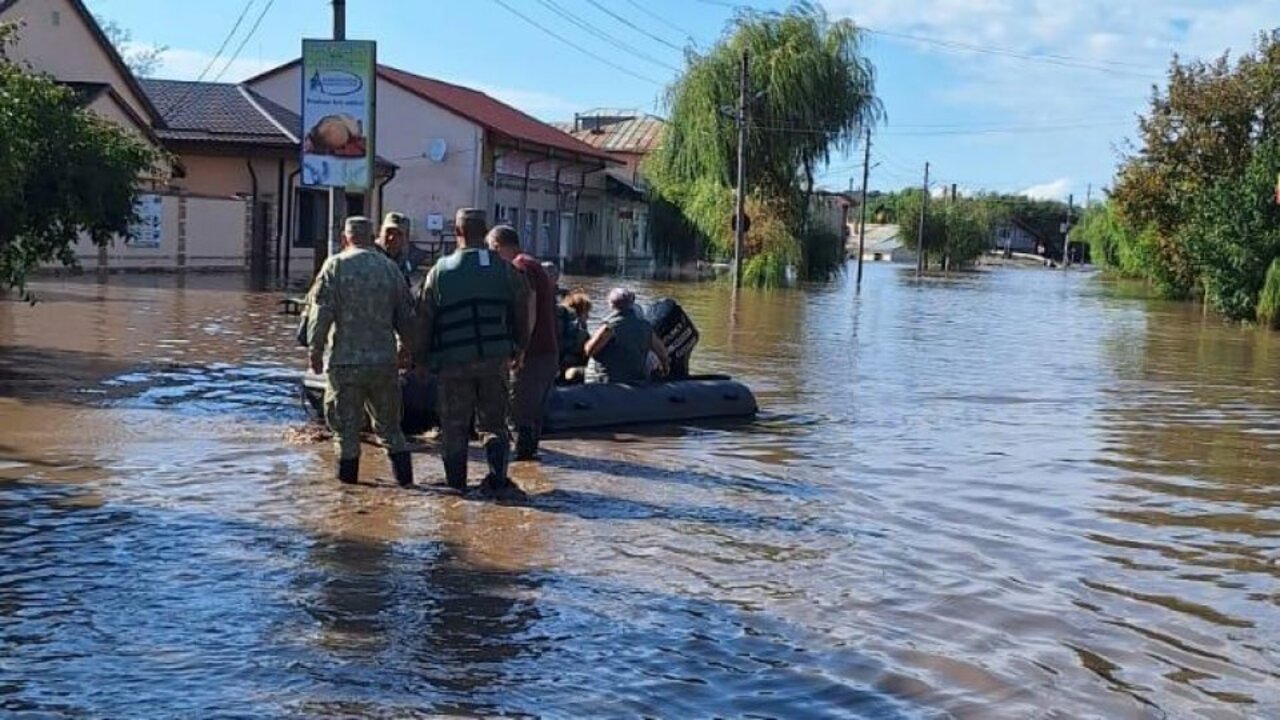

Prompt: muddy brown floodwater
xmin=1 ymin=265 xmax=1278 ymax=718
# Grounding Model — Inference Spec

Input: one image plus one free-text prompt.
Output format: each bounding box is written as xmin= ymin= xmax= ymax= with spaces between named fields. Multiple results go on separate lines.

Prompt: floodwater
xmin=1 ymin=265 xmax=1277 ymax=719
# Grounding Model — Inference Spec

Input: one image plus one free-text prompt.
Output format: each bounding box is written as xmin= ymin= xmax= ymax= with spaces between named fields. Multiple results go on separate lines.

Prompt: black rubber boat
xmin=300 ymin=371 xmax=757 ymax=434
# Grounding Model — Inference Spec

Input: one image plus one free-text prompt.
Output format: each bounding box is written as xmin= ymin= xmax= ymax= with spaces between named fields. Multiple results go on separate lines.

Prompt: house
xmin=140 ymin=79 xmax=403 ymax=276
xmin=246 ymin=62 xmax=617 ymax=272
xmin=0 ymin=0 xmax=255 ymax=272
xmin=554 ymin=110 xmax=665 ymax=274
xmin=847 ymin=224 xmax=915 ymax=264
xmin=809 ymin=189 xmax=855 ymax=238
xmin=992 ymin=219 xmax=1048 ymax=255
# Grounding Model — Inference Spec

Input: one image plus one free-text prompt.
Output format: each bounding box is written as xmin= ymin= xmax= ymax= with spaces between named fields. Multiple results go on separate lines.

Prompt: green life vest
xmin=429 ymin=248 xmax=515 ymax=370
xmin=588 ymin=307 xmax=652 ymax=384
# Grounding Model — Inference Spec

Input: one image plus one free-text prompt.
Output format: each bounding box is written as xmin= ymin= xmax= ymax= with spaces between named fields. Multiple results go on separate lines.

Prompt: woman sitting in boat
xmin=558 ymin=290 xmax=592 ymax=382
xmin=584 ymin=288 xmax=670 ymax=384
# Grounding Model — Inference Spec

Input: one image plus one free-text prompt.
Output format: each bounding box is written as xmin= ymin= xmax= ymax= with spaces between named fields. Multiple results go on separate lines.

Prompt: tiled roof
xmin=139 ymin=79 xmax=298 ymax=146
xmin=556 ymin=114 xmax=665 ymax=155
xmin=376 ymin=66 xmax=616 ymax=164
xmin=247 ymin=60 xmax=617 ymax=165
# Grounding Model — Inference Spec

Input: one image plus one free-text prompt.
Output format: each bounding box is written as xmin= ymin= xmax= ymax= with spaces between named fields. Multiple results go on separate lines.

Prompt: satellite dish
xmin=427 ymin=138 xmax=447 ymax=163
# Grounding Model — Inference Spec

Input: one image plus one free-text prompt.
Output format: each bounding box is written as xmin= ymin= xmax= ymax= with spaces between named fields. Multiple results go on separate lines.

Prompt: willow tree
xmin=646 ymin=2 xmax=881 ymax=285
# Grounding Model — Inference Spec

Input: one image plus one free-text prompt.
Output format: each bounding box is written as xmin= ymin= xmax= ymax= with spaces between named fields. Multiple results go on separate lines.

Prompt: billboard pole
xmin=320 ymin=0 xmax=347 ymax=277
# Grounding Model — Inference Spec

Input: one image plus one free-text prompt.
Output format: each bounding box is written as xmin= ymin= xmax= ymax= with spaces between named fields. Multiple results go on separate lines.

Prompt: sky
xmin=86 ymin=0 xmax=1280 ymax=201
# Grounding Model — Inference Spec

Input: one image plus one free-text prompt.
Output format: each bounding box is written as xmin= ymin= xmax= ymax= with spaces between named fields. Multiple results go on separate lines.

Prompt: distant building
xmin=554 ymin=110 xmax=665 ymax=274
xmin=992 ymin=219 xmax=1049 ymax=255
xmin=810 ymin=190 xmax=855 ymax=239
xmin=847 ymin=224 xmax=915 ymax=264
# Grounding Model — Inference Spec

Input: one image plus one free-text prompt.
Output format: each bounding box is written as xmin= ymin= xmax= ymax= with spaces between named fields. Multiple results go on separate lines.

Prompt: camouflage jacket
xmin=308 ymin=246 xmax=414 ymax=368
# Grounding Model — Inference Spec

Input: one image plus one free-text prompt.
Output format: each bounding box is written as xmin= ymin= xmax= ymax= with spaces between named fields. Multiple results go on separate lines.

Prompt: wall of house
xmin=52 ymin=193 xmax=250 ymax=272
xmin=251 ymin=68 xmax=481 ymax=257
xmin=492 ymin=152 xmax=604 ymax=265
xmin=809 ymin=193 xmax=849 ymax=238
xmin=1 ymin=0 xmax=155 ymax=127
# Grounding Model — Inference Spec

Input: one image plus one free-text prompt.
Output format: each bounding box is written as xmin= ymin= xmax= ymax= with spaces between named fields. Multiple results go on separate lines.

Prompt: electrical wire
xmin=488 ymin=0 xmax=665 ymax=86
xmin=159 ymin=0 xmax=255 ymax=116
xmin=584 ymin=0 xmax=688 ymax=52
xmin=212 ymin=0 xmax=277 ymax=82
xmin=531 ymin=0 xmax=681 ymax=72
xmin=864 ymin=28 xmax=1154 ymax=75
xmin=694 ymin=0 xmax=1160 ymax=78
xmin=623 ymin=0 xmax=702 ymax=48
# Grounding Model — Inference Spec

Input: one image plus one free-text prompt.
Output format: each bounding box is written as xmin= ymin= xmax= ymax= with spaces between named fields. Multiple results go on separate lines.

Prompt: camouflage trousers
xmin=437 ymin=357 xmax=510 ymax=460
xmin=324 ymin=364 xmax=408 ymax=460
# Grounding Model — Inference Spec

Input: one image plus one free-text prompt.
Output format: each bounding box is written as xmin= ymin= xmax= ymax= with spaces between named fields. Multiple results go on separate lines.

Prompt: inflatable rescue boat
xmin=300 ymin=371 xmax=757 ymax=434
xmin=296 ymin=296 xmax=757 ymax=433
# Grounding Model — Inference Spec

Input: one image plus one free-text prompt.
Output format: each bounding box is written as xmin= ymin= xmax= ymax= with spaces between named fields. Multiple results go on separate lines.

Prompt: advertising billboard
xmin=300 ymin=39 xmax=376 ymax=190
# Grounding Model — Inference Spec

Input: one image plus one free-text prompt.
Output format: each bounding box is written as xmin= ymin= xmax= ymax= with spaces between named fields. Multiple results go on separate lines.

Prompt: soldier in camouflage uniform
xmin=414 ymin=208 xmax=531 ymax=500
xmin=308 ymin=216 xmax=416 ymax=487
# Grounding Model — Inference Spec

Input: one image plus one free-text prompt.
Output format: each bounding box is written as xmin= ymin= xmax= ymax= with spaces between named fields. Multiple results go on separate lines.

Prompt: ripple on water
xmin=1 ymin=270 xmax=1278 ymax=717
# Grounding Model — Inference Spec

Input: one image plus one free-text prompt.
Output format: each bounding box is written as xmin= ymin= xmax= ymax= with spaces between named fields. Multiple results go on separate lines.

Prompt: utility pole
xmin=1063 ymin=193 xmax=1074 ymax=269
xmin=945 ymin=182 xmax=957 ymax=273
xmin=732 ymin=49 xmax=748 ymax=288
xmin=856 ymin=127 xmax=871 ymax=288
xmin=916 ymin=162 xmax=929 ymax=279
xmin=318 ymin=0 xmax=347 ymax=277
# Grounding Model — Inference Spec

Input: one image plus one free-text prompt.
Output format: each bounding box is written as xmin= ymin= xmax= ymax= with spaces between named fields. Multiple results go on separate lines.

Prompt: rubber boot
xmin=514 ymin=426 xmax=538 ymax=461
xmin=337 ymin=457 xmax=359 ymax=485
xmin=443 ymin=452 xmax=468 ymax=492
xmin=389 ymin=451 xmax=414 ymax=488
xmin=482 ymin=442 xmax=527 ymax=503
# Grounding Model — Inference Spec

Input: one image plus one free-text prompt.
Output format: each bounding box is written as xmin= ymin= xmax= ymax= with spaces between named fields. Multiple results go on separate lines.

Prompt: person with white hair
xmin=584 ymin=287 xmax=669 ymax=384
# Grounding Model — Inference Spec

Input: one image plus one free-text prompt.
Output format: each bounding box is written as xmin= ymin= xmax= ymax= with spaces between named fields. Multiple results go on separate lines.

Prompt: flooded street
xmin=1 ymin=265 xmax=1278 ymax=718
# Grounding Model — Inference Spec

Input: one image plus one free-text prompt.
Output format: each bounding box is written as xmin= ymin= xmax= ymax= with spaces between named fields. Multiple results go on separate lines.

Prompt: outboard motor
xmin=645 ymin=297 xmax=698 ymax=379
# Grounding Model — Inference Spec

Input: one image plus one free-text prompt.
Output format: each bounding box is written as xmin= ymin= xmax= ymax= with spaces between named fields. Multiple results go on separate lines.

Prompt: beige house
xmin=1 ymin=0 xmax=259 ymax=272
xmin=247 ymin=61 xmax=617 ymax=272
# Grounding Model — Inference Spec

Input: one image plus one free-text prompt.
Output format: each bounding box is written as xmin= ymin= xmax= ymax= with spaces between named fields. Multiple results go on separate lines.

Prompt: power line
xmin=488 ymin=0 xmax=664 ymax=85
xmin=622 ymin=0 xmax=701 ymax=47
xmin=865 ymin=28 xmax=1154 ymax=75
xmin=213 ymin=0 xmax=277 ymax=82
xmin=532 ymin=0 xmax=681 ymax=73
xmin=159 ymin=0 xmax=255 ymax=115
xmin=697 ymin=0 xmax=1159 ymax=78
xmin=584 ymin=0 xmax=688 ymax=52
xmin=755 ymin=119 xmax=1132 ymax=138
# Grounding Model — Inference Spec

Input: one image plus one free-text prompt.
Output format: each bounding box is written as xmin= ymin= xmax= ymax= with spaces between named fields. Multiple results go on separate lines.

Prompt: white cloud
xmin=822 ymin=0 xmax=1280 ymax=122
xmin=1021 ymin=178 xmax=1072 ymax=201
xmin=151 ymin=47 xmax=286 ymax=83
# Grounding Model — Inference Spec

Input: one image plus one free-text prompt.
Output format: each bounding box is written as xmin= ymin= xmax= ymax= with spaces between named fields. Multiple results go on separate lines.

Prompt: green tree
xmin=1178 ymin=139 xmax=1280 ymax=320
xmin=1111 ymin=30 xmax=1280 ymax=300
xmin=1070 ymin=200 xmax=1157 ymax=279
xmin=0 ymin=24 xmax=161 ymax=296
xmin=646 ymin=1 xmax=881 ymax=286
xmin=893 ymin=190 xmax=996 ymax=269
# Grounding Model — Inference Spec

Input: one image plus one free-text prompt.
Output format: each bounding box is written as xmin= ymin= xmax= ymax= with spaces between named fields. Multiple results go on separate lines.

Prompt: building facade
xmin=1 ymin=0 xmax=254 ymax=272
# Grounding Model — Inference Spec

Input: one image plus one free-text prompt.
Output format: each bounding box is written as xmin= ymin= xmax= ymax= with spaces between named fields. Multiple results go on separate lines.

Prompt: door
xmin=559 ymin=213 xmax=573 ymax=266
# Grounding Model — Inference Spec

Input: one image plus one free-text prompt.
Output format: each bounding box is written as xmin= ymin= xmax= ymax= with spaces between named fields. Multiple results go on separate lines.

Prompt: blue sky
xmin=88 ymin=0 xmax=1280 ymax=200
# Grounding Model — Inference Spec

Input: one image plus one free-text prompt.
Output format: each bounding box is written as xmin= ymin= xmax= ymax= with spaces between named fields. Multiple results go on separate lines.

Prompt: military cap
xmin=343 ymin=216 xmax=373 ymax=242
xmin=381 ymin=211 xmax=410 ymax=232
